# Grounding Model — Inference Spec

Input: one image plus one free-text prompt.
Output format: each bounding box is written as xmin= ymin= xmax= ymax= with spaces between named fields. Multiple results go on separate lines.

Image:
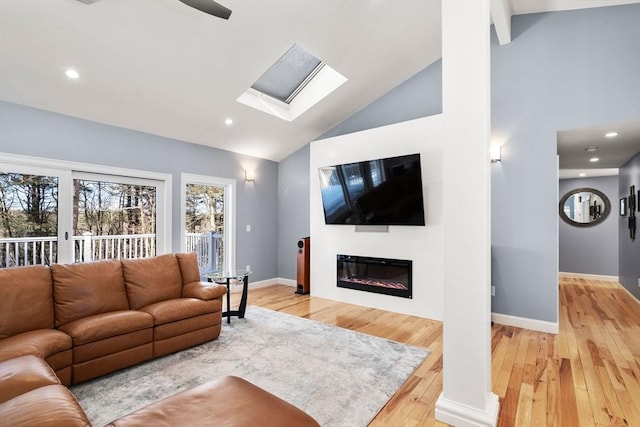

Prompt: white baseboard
xmin=275 ymin=277 xmax=297 ymax=287
xmin=559 ymin=272 xmax=619 ymax=282
xmin=491 ymin=313 xmax=558 ymax=334
xmin=227 ymin=277 xmax=296 ymax=293
xmin=435 ymin=393 xmax=499 ymax=427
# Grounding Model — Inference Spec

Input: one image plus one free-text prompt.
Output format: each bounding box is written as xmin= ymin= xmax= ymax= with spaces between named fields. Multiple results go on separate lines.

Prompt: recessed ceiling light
xmin=585 ymin=146 xmax=598 ymax=152
xmin=224 ymin=118 xmax=233 ymax=126
xmin=579 ymin=173 xmax=587 ymax=177
xmin=605 ymin=131 xmax=618 ymax=138
xmin=65 ymin=69 xmax=79 ymax=79
xmin=589 ymin=157 xmax=600 ymax=162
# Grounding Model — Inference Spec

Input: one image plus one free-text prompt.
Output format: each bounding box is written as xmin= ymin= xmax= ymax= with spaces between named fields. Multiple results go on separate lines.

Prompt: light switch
xmin=246 ymin=224 xmax=251 ymax=232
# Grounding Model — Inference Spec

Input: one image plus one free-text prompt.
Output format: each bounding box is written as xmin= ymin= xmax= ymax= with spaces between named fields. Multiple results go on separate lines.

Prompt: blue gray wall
xmin=318 ymin=60 xmax=443 ymax=140
xmin=619 ymin=151 xmax=640 ymax=300
xmin=277 ymin=144 xmax=310 ymax=280
xmin=281 ymin=4 xmax=640 ymax=319
xmin=559 ymin=176 xmax=618 ymax=276
xmin=491 ymin=5 xmax=640 ymax=322
xmin=0 ymin=101 xmax=279 ymax=282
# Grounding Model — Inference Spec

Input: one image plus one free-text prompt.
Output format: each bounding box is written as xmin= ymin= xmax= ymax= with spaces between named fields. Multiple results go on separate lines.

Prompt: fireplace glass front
xmin=336 ymin=254 xmax=412 ymax=298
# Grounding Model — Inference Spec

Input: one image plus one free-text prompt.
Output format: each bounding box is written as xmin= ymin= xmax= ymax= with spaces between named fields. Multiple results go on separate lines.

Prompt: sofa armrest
xmin=182 ymin=282 xmax=227 ymax=300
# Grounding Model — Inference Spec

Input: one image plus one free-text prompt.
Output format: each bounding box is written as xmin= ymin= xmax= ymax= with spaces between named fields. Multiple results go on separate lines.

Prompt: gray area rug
xmin=71 ymin=306 xmax=430 ymax=426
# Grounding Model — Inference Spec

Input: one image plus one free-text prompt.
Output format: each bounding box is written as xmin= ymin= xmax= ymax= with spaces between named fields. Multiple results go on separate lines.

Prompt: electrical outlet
xmin=246 ymin=265 xmax=251 ymax=272
xmin=637 ymin=277 xmax=640 ymax=288
xmin=246 ymin=224 xmax=251 ymax=232
xmin=491 ymin=286 xmax=496 ymax=297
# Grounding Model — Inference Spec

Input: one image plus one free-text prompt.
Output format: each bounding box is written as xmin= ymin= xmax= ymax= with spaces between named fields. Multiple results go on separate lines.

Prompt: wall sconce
xmin=244 ymin=170 xmax=255 ymax=182
xmin=490 ymin=145 xmax=502 ymax=163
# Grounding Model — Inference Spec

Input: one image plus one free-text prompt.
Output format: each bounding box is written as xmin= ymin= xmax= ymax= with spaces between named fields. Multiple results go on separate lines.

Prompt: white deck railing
xmin=185 ymin=232 xmax=223 ymax=272
xmin=0 ymin=236 xmax=57 ymax=267
xmin=0 ymin=232 xmax=223 ymax=269
xmin=73 ymin=233 xmax=156 ymax=263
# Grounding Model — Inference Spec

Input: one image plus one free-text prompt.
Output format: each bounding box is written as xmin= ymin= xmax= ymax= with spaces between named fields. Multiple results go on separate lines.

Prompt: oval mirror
xmin=559 ymin=187 xmax=610 ymax=227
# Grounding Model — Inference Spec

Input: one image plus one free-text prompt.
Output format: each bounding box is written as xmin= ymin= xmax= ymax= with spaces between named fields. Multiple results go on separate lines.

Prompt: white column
xmin=435 ymin=1 xmax=499 ymax=426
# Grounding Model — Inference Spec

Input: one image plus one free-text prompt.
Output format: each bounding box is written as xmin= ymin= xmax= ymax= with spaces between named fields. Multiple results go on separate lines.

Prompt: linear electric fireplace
xmin=336 ymin=254 xmax=412 ymax=299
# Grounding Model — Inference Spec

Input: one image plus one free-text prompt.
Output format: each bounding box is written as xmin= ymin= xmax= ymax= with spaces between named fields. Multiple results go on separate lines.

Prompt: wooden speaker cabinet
xmin=296 ymin=237 xmax=310 ymax=294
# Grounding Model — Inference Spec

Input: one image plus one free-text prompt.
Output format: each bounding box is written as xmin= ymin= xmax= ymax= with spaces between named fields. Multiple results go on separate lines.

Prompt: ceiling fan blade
xmin=177 ymin=0 xmax=232 ymax=20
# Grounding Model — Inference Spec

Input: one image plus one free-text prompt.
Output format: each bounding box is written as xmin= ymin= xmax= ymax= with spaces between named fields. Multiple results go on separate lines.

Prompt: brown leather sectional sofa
xmin=0 ymin=252 xmax=320 ymax=426
xmin=0 ymin=252 xmax=227 ymax=385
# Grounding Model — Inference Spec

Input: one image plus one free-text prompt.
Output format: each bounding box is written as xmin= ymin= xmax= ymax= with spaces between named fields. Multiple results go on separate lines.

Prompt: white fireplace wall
xmin=310 ymin=115 xmax=443 ymax=320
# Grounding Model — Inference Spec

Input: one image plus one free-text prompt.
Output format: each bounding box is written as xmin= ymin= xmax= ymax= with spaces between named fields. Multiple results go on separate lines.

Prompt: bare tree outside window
xmin=1 ymin=170 xmax=163 ymax=269
xmin=73 ymin=179 xmax=157 ymax=261
xmin=0 ymin=173 xmax=58 ymax=266
xmin=185 ymin=184 xmax=224 ymax=234
xmin=185 ymin=183 xmax=225 ymax=271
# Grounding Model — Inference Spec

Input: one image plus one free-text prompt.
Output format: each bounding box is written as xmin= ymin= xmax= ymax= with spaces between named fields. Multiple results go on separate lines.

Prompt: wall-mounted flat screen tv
xmin=318 ymin=153 xmax=425 ymax=226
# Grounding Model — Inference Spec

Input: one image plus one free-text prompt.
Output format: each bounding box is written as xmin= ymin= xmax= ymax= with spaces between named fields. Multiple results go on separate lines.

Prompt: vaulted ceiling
xmin=1 ymin=0 xmax=638 ymax=162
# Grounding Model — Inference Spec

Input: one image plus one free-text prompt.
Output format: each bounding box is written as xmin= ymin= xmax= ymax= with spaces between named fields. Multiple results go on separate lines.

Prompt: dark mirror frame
xmin=559 ymin=187 xmax=611 ymax=228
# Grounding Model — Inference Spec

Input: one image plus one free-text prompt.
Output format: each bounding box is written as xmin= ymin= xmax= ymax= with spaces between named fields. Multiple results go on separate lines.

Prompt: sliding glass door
xmin=1 ymin=155 xmax=170 ymax=269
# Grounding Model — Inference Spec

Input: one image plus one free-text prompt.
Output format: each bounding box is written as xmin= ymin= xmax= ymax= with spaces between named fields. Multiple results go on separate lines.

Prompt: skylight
xmin=250 ymin=44 xmax=323 ymax=104
xmin=237 ymin=44 xmax=347 ymax=122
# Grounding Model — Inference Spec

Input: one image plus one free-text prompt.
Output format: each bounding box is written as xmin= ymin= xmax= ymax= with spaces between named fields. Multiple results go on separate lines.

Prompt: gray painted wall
xmin=619 ymin=151 xmax=640 ymax=300
xmin=491 ymin=5 xmax=640 ymax=322
xmin=559 ymin=176 xmax=618 ymax=276
xmin=284 ymin=4 xmax=640 ymax=321
xmin=318 ymin=60 xmax=443 ymax=139
xmin=0 ymin=101 xmax=279 ymax=282
xmin=277 ymin=144 xmax=310 ymax=280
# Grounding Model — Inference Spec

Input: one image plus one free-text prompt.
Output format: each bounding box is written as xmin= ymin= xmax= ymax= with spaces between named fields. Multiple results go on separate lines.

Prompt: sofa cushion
xmin=106 ymin=376 xmax=320 ymax=427
xmin=154 ymin=313 xmax=220 ymax=342
xmin=122 ymin=254 xmax=183 ymax=310
xmin=0 ymin=265 xmax=54 ymax=339
xmin=0 ymin=384 xmax=91 ymax=426
xmin=51 ymin=259 xmax=129 ymax=327
xmin=0 ymin=355 xmax=60 ymax=403
xmin=58 ymin=310 xmax=153 ymax=346
xmin=0 ymin=329 xmax=72 ymax=363
xmin=74 ymin=329 xmax=153 ymax=364
xmin=140 ymin=298 xmax=220 ymax=326
xmin=176 ymin=252 xmax=201 ymax=284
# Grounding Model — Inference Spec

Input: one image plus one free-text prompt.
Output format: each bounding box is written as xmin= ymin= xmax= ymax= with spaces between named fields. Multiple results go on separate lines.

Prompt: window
xmin=181 ymin=173 xmax=235 ymax=273
xmin=0 ymin=170 xmax=64 ymax=267
xmin=237 ymin=44 xmax=347 ymax=122
xmin=72 ymin=173 xmax=160 ymax=262
xmin=250 ymin=44 xmax=324 ymax=104
xmin=0 ymin=154 xmax=170 ymax=268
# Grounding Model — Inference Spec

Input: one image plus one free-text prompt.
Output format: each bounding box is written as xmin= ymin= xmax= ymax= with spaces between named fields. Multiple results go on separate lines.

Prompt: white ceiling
xmin=557 ymin=118 xmax=640 ymax=177
xmin=0 ymin=0 xmax=638 ymax=162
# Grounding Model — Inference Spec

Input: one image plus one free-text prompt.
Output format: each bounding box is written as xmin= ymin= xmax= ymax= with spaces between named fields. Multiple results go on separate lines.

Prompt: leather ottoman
xmin=106 ymin=375 xmax=321 ymax=427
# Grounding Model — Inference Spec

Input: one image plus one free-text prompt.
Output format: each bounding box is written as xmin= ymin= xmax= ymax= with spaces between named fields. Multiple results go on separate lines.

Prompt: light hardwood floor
xmin=230 ymin=277 xmax=640 ymax=426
